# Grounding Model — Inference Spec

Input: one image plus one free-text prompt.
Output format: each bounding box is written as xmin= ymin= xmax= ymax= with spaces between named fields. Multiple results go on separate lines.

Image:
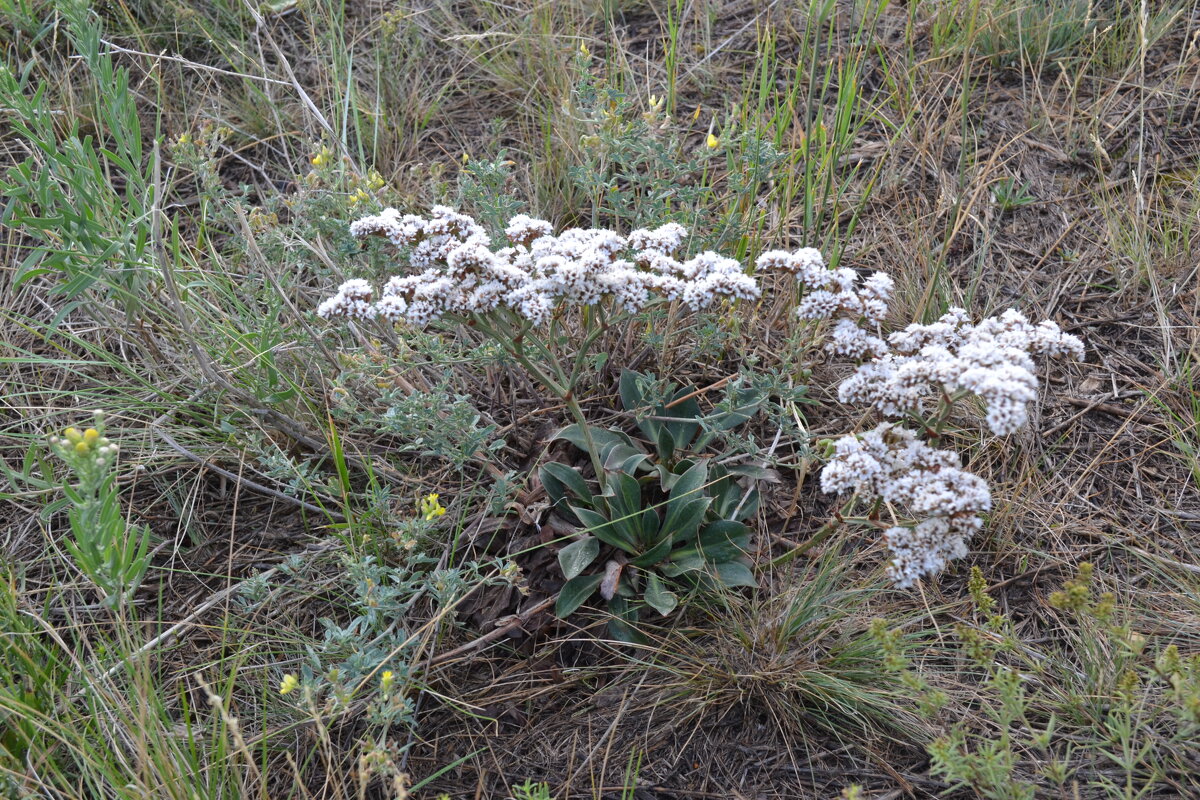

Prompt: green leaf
xmin=697 ymin=519 xmax=751 ymax=559
xmin=660 ymin=459 xmax=711 ymax=541
xmin=556 ymin=574 xmax=604 ymax=617
xmin=644 ymin=573 xmax=679 ymax=616
xmin=669 ymin=520 xmax=751 ymax=571
xmin=570 ymin=504 xmax=637 ymax=553
xmin=692 ymin=385 xmax=766 ymax=449
xmin=712 ymin=560 xmax=758 ymax=588
xmin=553 ymin=423 xmax=630 ymax=453
xmin=662 ymin=393 xmax=701 ymax=450
xmin=618 ymin=369 xmax=646 ymax=413
xmin=600 ymin=441 xmax=649 ymax=473
xmin=541 ymin=462 xmax=592 ymax=506
xmin=620 ymin=369 xmax=660 ymax=442
xmin=605 ymin=596 xmax=647 ymax=645
xmin=654 ymin=425 xmax=676 ymax=461
xmin=660 ymin=496 xmax=709 ymax=544
xmin=669 ymin=459 xmax=709 ymax=504
xmin=713 ymin=482 xmax=759 ymax=522
xmin=727 ymin=464 xmax=781 ymax=481
xmin=628 ymin=536 xmax=673 ymax=568
xmin=604 ymin=471 xmax=648 ymax=545
xmin=558 ymin=536 xmax=599 ymax=580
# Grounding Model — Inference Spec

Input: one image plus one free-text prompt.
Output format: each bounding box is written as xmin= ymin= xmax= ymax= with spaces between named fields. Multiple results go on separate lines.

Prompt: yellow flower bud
xmin=381 ymin=670 xmax=394 ymax=692
xmin=84 ymin=428 xmax=100 ymax=443
xmin=64 ymin=427 xmax=83 ymax=444
xmin=279 ymin=673 xmax=300 ymax=695
xmin=419 ymin=493 xmax=446 ymax=521
xmin=74 ymin=441 xmax=90 ymax=455
xmin=706 ymin=133 xmax=720 ymax=149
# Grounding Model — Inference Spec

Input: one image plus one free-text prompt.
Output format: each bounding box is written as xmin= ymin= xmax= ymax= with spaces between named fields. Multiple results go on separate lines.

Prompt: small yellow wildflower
xmin=74 ymin=441 xmax=90 ymax=455
xmin=349 ymin=187 xmax=370 ymax=206
xmin=64 ymin=427 xmax=83 ymax=445
xmin=381 ymin=670 xmax=394 ymax=692
xmin=460 ymin=152 xmax=469 ymax=165
xmin=364 ymin=170 xmax=386 ymax=192
xmin=279 ymin=673 xmax=300 ymax=695
xmin=419 ymin=493 xmax=446 ymax=521
xmin=706 ymin=132 xmax=720 ymax=149
xmin=83 ymin=428 xmax=100 ymax=444
xmin=579 ymin=41 xmax=589 ymax=58
xmin=311 ymin=146 xmax=333 ymax=168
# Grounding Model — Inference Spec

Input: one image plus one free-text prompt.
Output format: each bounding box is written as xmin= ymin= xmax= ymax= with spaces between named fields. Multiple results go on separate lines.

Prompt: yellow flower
xmin=64 ymin=427 xmax=83 ymax=445
xmin=83 ymin=428 xmax=99 ymax=444
xmin=279 ymin=673 xmax=300 ymax=695
xmin=349 ymin=188 xmax=370 ymax=206
xmin=381 ymin=670 xmax=394 ymax=692
xmin=74 ymin=441 xmax=90 ymax=455
xmin=365 ymin=170 xmax=386 ymax=192
xmin=311 ymin=146 xmax=333 ymax=168
xmin=706 ymin=133 xmax=720 ymax=149
xmin=419 ymin=493 xmax=446 ymax=521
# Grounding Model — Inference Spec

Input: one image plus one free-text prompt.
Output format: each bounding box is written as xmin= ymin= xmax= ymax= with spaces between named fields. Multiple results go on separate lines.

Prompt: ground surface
xmin=2 ymin=1 xmax=1200 ymax=798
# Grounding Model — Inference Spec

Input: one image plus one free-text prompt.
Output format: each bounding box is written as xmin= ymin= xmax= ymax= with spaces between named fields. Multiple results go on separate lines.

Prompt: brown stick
xmin=663 ymin=373 xmax=737 ymax=410
xmin=426 ymin=594 xmax=558 ymax=667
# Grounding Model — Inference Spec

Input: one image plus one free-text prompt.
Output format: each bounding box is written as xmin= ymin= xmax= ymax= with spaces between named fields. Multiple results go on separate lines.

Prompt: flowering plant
xmin=819 ymin=308 xmax=1084 ymax=586
xmin=318 ymin=204 xmax=1084 ymax=603
xmin=319 ymin=206 xmax=760 ymax=485
xmin=48 ymin=412 xmax=150 ymax=609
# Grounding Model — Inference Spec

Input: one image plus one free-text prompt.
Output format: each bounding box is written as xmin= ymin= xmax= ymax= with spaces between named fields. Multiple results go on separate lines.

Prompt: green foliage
xmin=0 ymin=1 xmax=153 ymax=320
xmin=509 ymin=780 xmax=554 ymax=800
xmin=991 ymin=177 xmax=1037 ymax=212
xmin=270 ymin=548 xmax=513 ymax=735
xmin=0 ymin=575 xmax=70 ymax=792
xmin=975 ymin=0 xmax=1099 ymax=69
xmin=543 ymin=369 xmax=767 ymax=641
xmin=47 ymin=413 xmax=150 ymax=609
xmin=886 ymin=565 xmax=1200 ymax=799
xmin=458 ymin=153 xmax=524 ymax=236
xmin=566 ymin=54 xmax=788 ymax=252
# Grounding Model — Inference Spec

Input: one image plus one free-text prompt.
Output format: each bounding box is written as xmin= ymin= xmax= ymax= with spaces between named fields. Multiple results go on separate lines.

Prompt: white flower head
xmin=821 ymin=424 xmax=992 ymax=587
xmin=322 ymin=209 xmax=763 ymax=328
xmin=840 ymin=309 xmax=1084 ymax=435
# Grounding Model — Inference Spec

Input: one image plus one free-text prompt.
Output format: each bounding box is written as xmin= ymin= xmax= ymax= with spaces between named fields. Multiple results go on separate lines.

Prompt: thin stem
xmin=471 ymin=313 xmax=607 ymax=489
xmin=761 ymin=495 xmax=857 ymax=571
xmin=563 ymin=393 xmax=606 ymax=491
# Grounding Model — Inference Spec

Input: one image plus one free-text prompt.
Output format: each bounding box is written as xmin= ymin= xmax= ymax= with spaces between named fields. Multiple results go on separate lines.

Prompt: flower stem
xmin=761 ymin=496 xmax=856 ymax=571
xmin=471 ymin=314 xmax=607 ymax=490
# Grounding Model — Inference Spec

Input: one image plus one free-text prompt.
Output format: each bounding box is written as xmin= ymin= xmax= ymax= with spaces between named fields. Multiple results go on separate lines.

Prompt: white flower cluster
xmin=820 ymin=423 xmax=992 ymax=588
xmin=837 ymin=307 xmax=1085 ymax=435
xmin=319 ymin=207 xmax=762 ymax=328
xmin=755 ymin=248 xmax=894 ymax=359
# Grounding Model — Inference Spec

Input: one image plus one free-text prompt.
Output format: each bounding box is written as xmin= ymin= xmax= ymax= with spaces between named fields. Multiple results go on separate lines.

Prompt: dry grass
xmin=3 ymin=0 xmax=1200 ymax=797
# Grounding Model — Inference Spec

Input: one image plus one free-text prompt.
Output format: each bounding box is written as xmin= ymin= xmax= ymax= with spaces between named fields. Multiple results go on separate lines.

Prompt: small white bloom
xmin=821 ymin=423 xmax=992 ymax=587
